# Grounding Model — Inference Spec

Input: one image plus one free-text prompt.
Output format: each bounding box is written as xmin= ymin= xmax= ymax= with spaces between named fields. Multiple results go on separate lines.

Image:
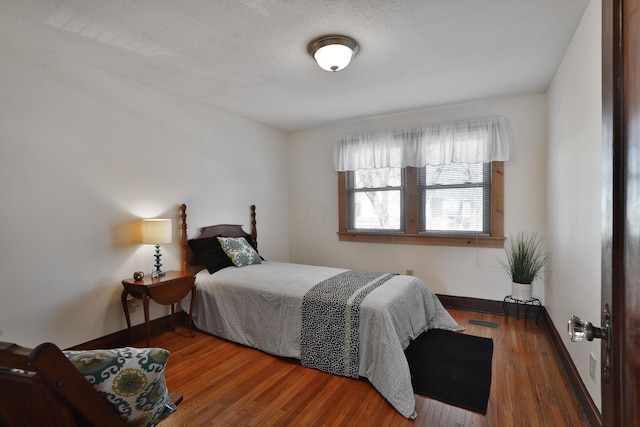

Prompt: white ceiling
xmin=0 ymin=0 xmax=590 ymax=132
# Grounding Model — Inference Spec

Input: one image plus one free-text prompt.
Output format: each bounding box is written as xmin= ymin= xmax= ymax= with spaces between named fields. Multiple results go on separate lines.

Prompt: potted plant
xmin=499 ymin=232 xmax=550 ymax=301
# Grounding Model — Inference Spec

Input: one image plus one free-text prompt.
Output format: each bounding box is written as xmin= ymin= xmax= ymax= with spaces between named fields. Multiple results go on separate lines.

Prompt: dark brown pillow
xmin=188 ymin=237 xmax=233 ymax=274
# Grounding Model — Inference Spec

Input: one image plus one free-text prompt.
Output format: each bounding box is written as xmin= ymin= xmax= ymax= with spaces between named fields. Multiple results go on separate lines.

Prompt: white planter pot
xmin=511 ymin=282 xmax=533 ymax=301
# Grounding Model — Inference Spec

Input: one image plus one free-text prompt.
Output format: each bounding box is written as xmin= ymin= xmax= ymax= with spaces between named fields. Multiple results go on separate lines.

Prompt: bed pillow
xmin=63 ymin=347 xmax=176 ymax=427
xmin=242 ymin=236 xmax=264 ymax=261
xmin=217 ymin=236 xmax=262 ymax=267
xmin=188 ymin=237 xmax=234 ymax=274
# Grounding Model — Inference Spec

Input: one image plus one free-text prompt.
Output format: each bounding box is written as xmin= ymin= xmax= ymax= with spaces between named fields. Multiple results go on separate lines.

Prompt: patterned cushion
xmin=63 ymin=347 xmax=176 ymax=427
xmin=217 ymin=236 xmax=262 ymax=267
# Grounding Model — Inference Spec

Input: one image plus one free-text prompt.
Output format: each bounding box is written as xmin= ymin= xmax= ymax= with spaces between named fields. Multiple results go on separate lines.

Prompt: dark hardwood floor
xmin=151 ymin=309 xmax=590 ymax=426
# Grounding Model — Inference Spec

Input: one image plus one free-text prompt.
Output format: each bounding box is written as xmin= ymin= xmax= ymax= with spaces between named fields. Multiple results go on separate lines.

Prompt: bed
xmin=178 ymin=204 xmax=462 ymax=419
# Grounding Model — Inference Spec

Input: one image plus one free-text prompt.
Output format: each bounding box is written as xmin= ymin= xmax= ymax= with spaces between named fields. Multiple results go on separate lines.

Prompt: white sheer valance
xmin=334 ymin=116 xmax=511 ymax=171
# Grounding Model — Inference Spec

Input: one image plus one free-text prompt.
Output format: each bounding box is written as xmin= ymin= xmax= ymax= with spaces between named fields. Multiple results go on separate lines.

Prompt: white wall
xmin=287 ymin=94 xmax=548 ymax=301
xmin=547 ymin=0 xmax=602 ymax=410
xmin=0 ymin=36 xmax=289 ymax=349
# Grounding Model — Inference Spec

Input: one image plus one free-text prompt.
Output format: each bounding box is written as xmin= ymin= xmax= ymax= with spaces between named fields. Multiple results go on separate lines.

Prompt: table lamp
xmin=142 ymin=218 xmax=172 ymax=277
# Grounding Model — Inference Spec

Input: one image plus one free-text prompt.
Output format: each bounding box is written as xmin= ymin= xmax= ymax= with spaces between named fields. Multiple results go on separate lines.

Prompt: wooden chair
xmin=0 ymin=341 xmax=183 ymax=427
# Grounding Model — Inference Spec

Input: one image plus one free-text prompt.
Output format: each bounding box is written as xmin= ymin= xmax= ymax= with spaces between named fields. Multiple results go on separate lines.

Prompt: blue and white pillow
xmin=217 ymin=236 xmax=262 ymax=267
xmin=63 ymin=347 xmax=176 ymax=427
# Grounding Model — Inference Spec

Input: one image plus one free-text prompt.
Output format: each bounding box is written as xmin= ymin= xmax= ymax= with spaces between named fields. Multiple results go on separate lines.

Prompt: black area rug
xmin=405 ymin=329 xmax=493 ymax=414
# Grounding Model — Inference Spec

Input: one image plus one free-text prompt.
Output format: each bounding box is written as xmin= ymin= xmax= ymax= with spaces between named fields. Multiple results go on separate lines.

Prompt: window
xmin=339 ymin=162 xmax=503 ymax=247
xmin=419 ymin=162 xmax=491 ymax=234
xmin=348 ymin=167 xmax=404 ymax=231
xmin=335 ymin=117 xmax=508 ymax=248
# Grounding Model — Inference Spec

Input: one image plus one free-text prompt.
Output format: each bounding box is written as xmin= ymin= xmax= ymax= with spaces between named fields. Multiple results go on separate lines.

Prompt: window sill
xmin=337 ymin=231 xmax=505 ymax=248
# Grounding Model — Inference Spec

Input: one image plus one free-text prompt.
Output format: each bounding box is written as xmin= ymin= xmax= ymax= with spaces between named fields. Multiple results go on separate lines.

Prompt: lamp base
xmin=153 ymin=244 xmax=166 ymax=277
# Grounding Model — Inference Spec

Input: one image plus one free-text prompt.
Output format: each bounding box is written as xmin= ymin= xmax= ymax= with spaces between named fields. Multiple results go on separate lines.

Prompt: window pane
xmin=354 ymin=167 xmax=401 ymax=189
xmin=353 ymin=190 xmax=401 ymax=230
xmin=423 ymin=187 xmax=484 ymax=232
xmin=425 ymin=163 xmax=483 ymax=185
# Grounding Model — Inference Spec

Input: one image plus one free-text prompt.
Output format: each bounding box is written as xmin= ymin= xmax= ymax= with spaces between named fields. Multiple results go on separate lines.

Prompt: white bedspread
xmin=181 ymin=261 xmax=462 ymax=418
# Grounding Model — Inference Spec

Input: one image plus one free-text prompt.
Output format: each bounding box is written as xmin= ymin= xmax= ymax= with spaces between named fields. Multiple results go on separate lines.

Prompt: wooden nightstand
xmin=121 ymin=270 xmax=196 ymax=346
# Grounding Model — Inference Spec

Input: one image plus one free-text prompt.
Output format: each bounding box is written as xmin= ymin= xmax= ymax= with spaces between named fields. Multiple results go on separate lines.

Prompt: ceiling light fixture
xmin=307 ymin=35 xmax=359 ymax=72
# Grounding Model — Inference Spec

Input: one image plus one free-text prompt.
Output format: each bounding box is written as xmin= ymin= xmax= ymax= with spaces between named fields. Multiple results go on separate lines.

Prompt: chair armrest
xmin=29 ymin=343 xmax=127 ymax=427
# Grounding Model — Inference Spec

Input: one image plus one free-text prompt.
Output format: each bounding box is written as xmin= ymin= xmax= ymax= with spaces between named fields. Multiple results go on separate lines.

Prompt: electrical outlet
xmin=127 ymin=296 xmax=140 ymax=312
xmin=589 ymin=352 xmax=597 ymax=381
xmin=405 ymin=269 xmax=413 ymax=276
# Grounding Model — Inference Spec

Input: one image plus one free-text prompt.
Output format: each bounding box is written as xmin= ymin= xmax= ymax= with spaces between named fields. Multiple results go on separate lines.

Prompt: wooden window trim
xmin=338 ymin=162 xmax=505 ymax=248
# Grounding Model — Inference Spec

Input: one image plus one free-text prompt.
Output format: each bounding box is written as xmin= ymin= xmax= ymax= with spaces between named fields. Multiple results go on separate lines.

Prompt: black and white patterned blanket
xmin=300 ymin=270 xmax=397 ymax=378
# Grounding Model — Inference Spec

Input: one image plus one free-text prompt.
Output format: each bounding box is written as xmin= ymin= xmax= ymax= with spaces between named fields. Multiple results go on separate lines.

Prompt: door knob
xmin=568 ymin=315 xmax=608 ymax=342
xmin=567 ymin=304 xmax=612 ymax=382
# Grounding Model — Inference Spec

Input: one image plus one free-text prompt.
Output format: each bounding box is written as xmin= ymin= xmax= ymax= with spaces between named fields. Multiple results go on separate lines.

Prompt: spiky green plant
xmin=500 ymin=232 xmax=550 ymax=284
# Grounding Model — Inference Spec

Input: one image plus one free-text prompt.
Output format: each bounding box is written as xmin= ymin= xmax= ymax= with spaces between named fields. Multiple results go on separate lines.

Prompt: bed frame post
xmin=180 ymin=204 xmax=188 ymax=273
xmin=250 ymin=204 xmax=257 ymax=251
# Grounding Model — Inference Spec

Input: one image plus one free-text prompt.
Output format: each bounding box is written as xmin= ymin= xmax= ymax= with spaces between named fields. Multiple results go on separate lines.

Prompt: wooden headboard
xmin=179 ymin=203 xmax=258 ymax=272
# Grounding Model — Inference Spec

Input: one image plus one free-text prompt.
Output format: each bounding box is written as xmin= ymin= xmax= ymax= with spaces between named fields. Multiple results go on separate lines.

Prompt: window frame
xmin=337 ymin=161 xmax=505 ymax=248
xmin=347 ymin=167 xmax=405 ymax=232
xmin=418 ymin=161 xmax=492 ymax=234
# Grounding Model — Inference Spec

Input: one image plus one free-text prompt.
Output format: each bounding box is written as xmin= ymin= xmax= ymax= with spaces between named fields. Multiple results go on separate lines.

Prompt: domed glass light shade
xmin=308 ymin=35 xmax=359 ymax=72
